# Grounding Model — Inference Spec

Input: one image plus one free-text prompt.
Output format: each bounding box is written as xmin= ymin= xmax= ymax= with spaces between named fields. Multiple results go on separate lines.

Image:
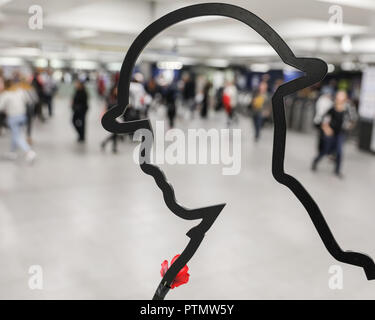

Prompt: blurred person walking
xmin=313 ymin=87 xmax=334 ymax=154
xmin=223 ymin=81 xmax=238 ymax=126
xmin=31 ymin=71 xmax=45 ymax=122
xmin=72 ymin=80 xmax=89 ymax=143
xmin=0 ymin=79 xmax=36 ymax=162
xmin=250 ymin=81 xmax=269 ymax=141
xmin=101 ymin=85 xmax=119 ymax=153
xmin=97 ymin=75 xmax=106 ymax=98
xmin=0 ymin=69 xmax=3 ymax=90
xmin=129 ymin=73 xmax=146 ymax=119
xmin=19 ymin=79 xmax=38 ymax=145
xmin=215 ymin=86 xmax=224 ymax=111
xmin=120 ymin=73 xmax=147 ymax=139
xmin=312 ymin=90 xmax=355 ymax=178
xmin=165 ymin=83 xmax=177 ymax=128
xmin=42 ymin=69 xmax=57 ymax=117
xmin=145 ymin=78 xmax=158 ymax=116
xmin=0 ymin=72 xmax=5 ymax=136
xmin=200 ymin=81 xmax=211 ymax=119
xmin=182 ymin=73 xmax=196 ymax=118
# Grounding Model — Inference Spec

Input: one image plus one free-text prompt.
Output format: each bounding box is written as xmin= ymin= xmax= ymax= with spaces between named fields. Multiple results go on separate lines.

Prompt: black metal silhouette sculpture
xmin=102 ymin=3 xmax=375 ymax=300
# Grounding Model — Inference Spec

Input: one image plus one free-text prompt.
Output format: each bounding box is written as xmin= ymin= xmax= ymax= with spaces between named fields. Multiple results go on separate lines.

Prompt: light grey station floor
xmin=0 ymin=87 xmax=375 ymax=299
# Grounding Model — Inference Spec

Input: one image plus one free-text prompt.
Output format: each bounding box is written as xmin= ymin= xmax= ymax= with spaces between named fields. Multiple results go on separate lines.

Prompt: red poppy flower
xmin=160 ymin=254 xmax=190 ymax=289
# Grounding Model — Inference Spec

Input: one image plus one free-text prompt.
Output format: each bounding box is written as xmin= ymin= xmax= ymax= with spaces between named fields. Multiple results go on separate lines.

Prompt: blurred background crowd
xmin=0 ymin=62 xmax=368 ymax=177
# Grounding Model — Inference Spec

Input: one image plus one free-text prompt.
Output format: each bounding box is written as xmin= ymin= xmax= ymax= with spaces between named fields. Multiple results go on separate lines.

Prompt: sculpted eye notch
xmin=101 ymin=3 xmax=375 ymax=300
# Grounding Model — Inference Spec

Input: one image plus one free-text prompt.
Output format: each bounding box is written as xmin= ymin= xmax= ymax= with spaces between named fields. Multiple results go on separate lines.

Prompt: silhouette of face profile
xmin=101 ymin=3 xmax=375 ymax=300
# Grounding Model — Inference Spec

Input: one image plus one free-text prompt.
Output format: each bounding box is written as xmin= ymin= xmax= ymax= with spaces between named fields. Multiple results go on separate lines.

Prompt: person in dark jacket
xmin=165 ymin=84 xmax=177 ymax=128
xmin=72 ymin=80 xmax=89 ymax=142
xmin=200 ymin=81 xmax=211 ymax=119
xmin=31 ymin=71 xmax=45 ymax=122
xmin=312 ymin=90 xmax=355 ymax=178
xmin=182 ymin=74 xmax=196 ymax=118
